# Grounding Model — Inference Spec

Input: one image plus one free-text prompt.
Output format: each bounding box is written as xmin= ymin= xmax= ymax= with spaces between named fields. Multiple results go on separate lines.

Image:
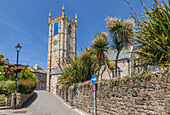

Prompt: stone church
xmin=46 ymin=5 xmax=141 ymax=94
xmin=46 ymin=5 xmax=77 ymax=93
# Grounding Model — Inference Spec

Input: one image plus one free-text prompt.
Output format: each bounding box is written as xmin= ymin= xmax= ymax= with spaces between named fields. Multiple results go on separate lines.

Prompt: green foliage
xmin=106 ymin=17 xmax=135 ymax=77
xmin=91 ymin=32 xmax=109 ymax=65
xmin=17 ymin=79 xmax=37 ymax=94
xmin=0 ymin=65 xmax=37 ymax=94
xmin=0 ymin=81 xmax=15 ymax=95
xmin=0 ymin=65 xmax=37 ymax=81
xmin=0 ymin=75 xmax=5 ymax=81
xmin=126 ymin=87 xmax=129 ymax=90
xmin=91 ymin=32 xmax=110 ymax=79
xmin=59 ymin=48 xmax=99 ymax=87
xmin=125 ymin=0 xmax=170 ymax=68
xmin=0 ymin=66 xmax=6 ymax=81
xmin=0 ymin=54 xmax=5 ymax=66
xmin=0 ymin=79 xmax=37 ymax=94
xmin=0 ymin=96 xmax=6 ymax=102
xmin=17 ymin=66 xmax=37 ymax=81
xmin=0 ymin=66 xmax=3 ymax=72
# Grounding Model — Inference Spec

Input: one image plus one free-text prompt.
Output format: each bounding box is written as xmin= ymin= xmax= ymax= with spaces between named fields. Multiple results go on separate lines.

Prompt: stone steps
xmin=0 ymin=106 xmax=12 ymax=110
xmin=0 ymin=101 xmax=6 ymax=106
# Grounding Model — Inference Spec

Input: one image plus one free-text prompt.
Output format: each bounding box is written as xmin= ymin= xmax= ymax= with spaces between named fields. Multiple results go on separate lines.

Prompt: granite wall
xmin=10 ymin=91 xmax=34 ymax=108
xmin=56 ymin=68 xmax=170 ymax=115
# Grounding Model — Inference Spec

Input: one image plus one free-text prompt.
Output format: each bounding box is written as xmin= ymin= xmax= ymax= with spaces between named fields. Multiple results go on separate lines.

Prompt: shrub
xmin=124 ymin=0 xmax=170 ymax=68
xmin=17 ymin=79 xmax=37 ymax=94
xmin=0 ymin=79 xmax=37 ymax=94
xmin=0 ymin=81 xmax=15 ymax=95
xmin=0 ymin=75 xmax=6 ymax=81
xmin=0 ymin=96 xmax=6 ymax=102
xmin=18 ymin=66 xmax=37 ymax=81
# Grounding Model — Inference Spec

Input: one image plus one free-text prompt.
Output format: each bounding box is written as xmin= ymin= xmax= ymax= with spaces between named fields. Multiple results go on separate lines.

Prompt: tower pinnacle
xmin=62 ymin=4 xmax=65 ymax=17
xmin=75 ymin=13 xmax=77 ymax=27
xmin=49 ymin=10 xmax=51 ymax=23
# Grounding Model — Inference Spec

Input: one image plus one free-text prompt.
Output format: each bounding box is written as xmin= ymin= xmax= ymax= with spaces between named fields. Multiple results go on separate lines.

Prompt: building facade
xmin=28 ymin=65 xmax=47 ymax=90
xmin=46 ymin=5 xmax=77 ymax=93
xmin=100 ymin=46 xmax=142 ymax=79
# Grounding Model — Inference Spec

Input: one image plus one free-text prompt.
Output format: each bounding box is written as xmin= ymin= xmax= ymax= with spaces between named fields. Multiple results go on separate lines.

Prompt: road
xmin=0 ymin=90 xmax=81 ymax=115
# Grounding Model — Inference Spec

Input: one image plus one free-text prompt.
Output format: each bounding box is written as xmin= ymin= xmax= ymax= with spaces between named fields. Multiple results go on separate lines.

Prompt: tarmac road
xmin=0 ymin=90 xmax=80 ymax=115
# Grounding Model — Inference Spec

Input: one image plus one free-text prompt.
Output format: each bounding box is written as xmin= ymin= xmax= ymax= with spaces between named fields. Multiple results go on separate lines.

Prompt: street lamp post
xmin=14 ymin=43 xmax=21 ymax=109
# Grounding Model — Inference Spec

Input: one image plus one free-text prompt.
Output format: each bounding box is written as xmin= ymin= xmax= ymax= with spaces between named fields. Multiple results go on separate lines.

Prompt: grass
xmin=0 ymin=96 xmax=6 ymax=102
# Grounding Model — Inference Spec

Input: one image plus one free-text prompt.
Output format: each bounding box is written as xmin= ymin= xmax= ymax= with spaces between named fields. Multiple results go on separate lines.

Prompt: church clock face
xmin=53 ymin=40 xmax=57 ymax=45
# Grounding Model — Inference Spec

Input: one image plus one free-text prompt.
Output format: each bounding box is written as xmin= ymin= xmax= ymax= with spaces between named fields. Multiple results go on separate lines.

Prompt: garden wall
xmin=56 ymin=68 xmax=170 ymax=115
xmin=10 ymin=91 xmax=34 ymax=108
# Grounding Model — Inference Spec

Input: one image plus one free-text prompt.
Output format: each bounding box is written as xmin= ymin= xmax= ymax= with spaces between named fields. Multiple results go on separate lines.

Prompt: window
xmin=53 ymin=21 xmax=59 ymax=35
xmin=68 ymin=24 xmax=71 ymax=35
xmin=39 ymin=75 xmax=42 ymax=80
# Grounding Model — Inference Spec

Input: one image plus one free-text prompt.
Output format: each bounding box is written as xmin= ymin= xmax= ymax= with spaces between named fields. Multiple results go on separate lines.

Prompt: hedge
xmin=0 ymin=81 xmax=15 ymax=95
xmin=17 ymin=79 xmax=37 ymax=94
xmin=0 ymin=79 xmax=37 ymax=95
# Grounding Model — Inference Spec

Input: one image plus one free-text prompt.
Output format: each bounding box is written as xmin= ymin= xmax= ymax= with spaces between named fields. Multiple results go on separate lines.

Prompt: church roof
xmin=50 ymin=64 xmax=70 ymax=75
xmin=50 ymin=46 xmax=138 ymax=75
xmin=106 ymin=46 xmax=135 ymax=61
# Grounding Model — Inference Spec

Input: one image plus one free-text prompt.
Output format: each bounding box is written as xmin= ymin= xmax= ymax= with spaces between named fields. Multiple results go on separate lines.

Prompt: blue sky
xmin=0 ymin=0 xmax=154 ymax=69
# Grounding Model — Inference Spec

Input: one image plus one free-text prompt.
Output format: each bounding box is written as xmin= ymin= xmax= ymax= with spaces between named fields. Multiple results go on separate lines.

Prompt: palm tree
xmin=79 ymin=48 xmax=98 ymax=77
xmin=106 ymin=18 xmax=134 ymax=77
xmin=58 ymin=51 xmax=98 ymax=87
xmin=124 ymin=0 xmax=170 ymax=69
xmin=91 ymin=32 xmax=110 ymax=81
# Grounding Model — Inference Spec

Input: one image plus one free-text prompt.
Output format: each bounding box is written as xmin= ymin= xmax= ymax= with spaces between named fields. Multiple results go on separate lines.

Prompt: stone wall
xmin=20 ymin=91 xmax=34 ymax=106
xmin=10 ymin=91 xmax=34 ymax=108
xmin=56 ymin=68 xmax=170 ymax=115
xmin=51 ymin=75 xmax=60 ymax=94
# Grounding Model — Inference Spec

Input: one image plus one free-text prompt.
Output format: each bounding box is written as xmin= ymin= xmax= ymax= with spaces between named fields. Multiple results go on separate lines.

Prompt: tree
xmin=0 ymin=54 xmax=5 ymax=66
xmin=79 ymin=48 xmax=99 ymax=78
xmin=124 ymin=0 xmax=170 ymax=69
xmin=106 ymin=18 xmax=134 ymax=77
xmin=58 ymin=49 xmax=99 ymax=87
xmin=91 ymin=32 xmax=110 ymax=80
xmin=18 ymin=66 xmax=37 ymax=81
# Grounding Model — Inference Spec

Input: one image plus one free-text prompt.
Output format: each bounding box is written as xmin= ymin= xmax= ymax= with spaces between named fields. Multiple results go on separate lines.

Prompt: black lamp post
xmin=14 ymin=43 xmax=21 ymax=109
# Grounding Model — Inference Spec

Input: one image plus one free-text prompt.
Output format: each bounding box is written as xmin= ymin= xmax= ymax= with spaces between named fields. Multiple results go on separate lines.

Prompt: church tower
xmin=46 ymin=5 xmax=77 ymax=92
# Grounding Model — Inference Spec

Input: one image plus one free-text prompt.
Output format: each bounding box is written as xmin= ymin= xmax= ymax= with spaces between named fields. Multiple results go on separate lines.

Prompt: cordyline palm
xmin=106 ymin=17 xmax=134 ymax=77
xmin=58 ymin=51 xmax=98 ymax=87
xmin=79 ymin=48 xmax=98 ymax=78
xmin=58 ymin=56 xmax=80 ymax=87
xmin=91 ymin=32 xmax=110 ymax=81
xmin=124 ymin=0 xmax=170 ymax=68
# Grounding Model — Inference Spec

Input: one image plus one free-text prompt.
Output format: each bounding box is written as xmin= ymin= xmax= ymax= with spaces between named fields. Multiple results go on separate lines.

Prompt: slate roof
xmin=106 ymin=46 xmax=134 ymax=61
xmin=50 ymin=46 xmax=138 ymax=75
xmin=28 ymin=67 xmax=46 ymax=74
xmin=50 ymin=64 xmax=70 ymax=75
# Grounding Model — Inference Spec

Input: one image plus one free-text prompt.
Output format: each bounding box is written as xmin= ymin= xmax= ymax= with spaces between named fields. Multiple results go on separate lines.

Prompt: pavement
xmin=0 ymin=90 xmax=90 ymax=115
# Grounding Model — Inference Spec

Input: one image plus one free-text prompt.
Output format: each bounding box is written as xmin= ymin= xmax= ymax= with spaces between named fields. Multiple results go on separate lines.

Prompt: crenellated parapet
xmin=49 ymin=5 xmax=77 ymax=28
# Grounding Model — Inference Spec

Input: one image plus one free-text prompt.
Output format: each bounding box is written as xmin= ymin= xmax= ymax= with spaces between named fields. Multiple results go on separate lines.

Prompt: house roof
xmin=28 ymin=67 xmax=46 ymax=74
